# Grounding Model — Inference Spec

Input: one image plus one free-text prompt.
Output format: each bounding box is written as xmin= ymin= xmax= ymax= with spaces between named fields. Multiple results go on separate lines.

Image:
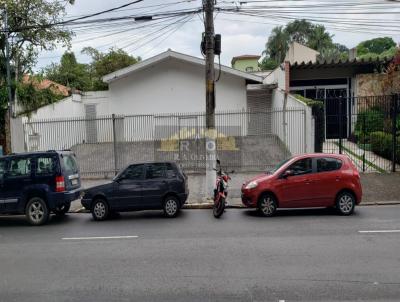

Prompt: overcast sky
xmin=35 ymin=0 xmax=400 ymax=70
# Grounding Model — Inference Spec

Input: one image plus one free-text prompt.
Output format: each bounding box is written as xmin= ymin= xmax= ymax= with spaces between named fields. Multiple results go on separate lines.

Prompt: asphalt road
xmin=1 ymin=206 xmax=400 ymax=302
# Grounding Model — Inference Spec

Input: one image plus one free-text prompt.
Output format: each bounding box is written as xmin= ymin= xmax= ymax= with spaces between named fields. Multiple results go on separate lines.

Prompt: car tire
xmin=258 ymin=193 xmax=278 ymax=217
xmin=336 ymin=191 xmax=355 ymax=216
xmin=91 ymin=198 xmax=109 ymax=221
xmin=54 ymin=203 xmax=71 ymax=216
xmin=163 ymin=196 xmax=180 ymax=218
xmin=25 ymin=197 xmax=50 ymax=226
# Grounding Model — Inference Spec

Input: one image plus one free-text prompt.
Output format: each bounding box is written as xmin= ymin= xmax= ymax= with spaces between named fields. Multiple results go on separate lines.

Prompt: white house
xmin=13 ymin=50 xmax=314 ymax=176
xmin=26 ymin=50 xmax=266 ymax=120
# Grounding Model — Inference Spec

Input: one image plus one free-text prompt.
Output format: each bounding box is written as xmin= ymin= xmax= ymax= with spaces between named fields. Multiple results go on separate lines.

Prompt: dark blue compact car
xmin=81 ymin=162 xmax=188 ymax=220
xmin=0 ymin=151 xmax=81 ymax=225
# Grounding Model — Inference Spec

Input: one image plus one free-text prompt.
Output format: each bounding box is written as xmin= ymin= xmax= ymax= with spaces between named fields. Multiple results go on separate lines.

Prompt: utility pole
xmin=3 ymin=5 xmax=13 ymax=154
xmin=203 ymin=0 xmax=216 ymax=199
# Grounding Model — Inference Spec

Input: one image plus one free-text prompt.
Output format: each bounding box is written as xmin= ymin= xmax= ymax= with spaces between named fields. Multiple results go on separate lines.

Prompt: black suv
xmin=0 ymin=151 xmax=81 ymax=225
xmin=81 ymin=162 xmax=189 ymax=220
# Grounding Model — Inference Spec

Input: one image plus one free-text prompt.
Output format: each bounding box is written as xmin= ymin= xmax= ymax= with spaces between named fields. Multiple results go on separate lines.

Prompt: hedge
xmin=369 ymin=131 xmax=400 ymax=164
xmin=355 ymin=108 xmax=385 ymax=134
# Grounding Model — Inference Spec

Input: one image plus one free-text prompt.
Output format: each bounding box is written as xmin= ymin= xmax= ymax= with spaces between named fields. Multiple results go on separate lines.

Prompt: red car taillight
xmin=56 ymin=176 xmax=65 ymax=192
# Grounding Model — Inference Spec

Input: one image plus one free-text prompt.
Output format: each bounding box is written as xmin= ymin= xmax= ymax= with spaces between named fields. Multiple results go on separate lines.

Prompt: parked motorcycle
xmin=213 ymin=160 xmax=234 ymax=218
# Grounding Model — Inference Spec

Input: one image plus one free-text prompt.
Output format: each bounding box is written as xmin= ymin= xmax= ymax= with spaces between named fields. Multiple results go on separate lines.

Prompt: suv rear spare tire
xmin=26 ymin=197 xmax=50 ymax=226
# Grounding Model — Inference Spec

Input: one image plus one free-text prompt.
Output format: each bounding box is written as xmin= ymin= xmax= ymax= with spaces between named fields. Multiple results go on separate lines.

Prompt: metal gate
xmin=178 ymin=116 xmax=201 ymax=169
xmin=323 ymin=94 xmax=399 ymax=172
xmin=21 ymin=110 xmax=307 ymax=177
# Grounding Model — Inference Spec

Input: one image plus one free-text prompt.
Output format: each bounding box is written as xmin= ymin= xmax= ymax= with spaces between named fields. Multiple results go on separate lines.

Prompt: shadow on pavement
xmin=0 ymin=213 xmax=73 ymax=228
xmin=84 ymin=209 xmax=189 ymax=223
xmin=242 ymin=207 xmax=344 ymax=218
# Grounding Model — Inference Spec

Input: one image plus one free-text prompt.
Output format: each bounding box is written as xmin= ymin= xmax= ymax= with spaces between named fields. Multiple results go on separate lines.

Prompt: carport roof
xmin=290 ymin=56 xmax=393 ymax=70
xmin=103 ymin=50 xmax=264 ymax=84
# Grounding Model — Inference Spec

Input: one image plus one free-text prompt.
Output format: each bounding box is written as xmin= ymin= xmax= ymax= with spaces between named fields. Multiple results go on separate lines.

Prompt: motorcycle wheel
xmin=213 ymin=197 xmax=225 ymax=218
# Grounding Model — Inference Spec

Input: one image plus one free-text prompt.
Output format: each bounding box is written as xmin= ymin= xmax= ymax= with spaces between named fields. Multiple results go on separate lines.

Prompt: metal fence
xmin=322 ymin=94 xmax=399 ymax=172
xmin=23 ymin=109 xmax=306 ymax=177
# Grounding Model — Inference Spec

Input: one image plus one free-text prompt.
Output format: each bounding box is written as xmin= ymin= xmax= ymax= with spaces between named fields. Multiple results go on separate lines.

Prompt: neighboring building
xmin=284 ymin=42 xmax=320 ymax=65
xmin=231 ymin=55 xmax=261 ymax=73
xmin=22 ymin=74 xmax=73 ymax=97
xmin=264 ymin=42 xmax=394 ymax=139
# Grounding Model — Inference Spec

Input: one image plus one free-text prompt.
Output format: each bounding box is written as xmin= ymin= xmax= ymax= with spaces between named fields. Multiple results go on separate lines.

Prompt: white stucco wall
xmin=20 ymin=91 xmax=111 ymax=151
xmin=102 ymin=58 xmax=249 ymax=141
xmin=107 ymin=58 xmax=247 ymax=115
xmin=81 ymin=91 xmax=111 ymax=116
xmin=26 ymin=95 xmax=84 ymax=120
xmin=270 ymin=88 xmax=314 ymax=155
xmin=263 ymin=67 xmax=285 ymax=90
xmin=22 ymin=91 xmax=111 ymax=121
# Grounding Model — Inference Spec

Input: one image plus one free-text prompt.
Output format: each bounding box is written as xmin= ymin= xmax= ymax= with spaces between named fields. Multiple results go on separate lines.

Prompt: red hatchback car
xmin=241 ymin=154 xmax=362 ymax=216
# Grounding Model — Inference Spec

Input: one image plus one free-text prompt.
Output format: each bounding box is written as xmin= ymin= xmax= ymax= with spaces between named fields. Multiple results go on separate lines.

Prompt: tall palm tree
xmin=263 ymin=26 xmax=289 ymax=64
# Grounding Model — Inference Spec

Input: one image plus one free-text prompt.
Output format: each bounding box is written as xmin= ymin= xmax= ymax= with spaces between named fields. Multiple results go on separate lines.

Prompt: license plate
xmin=71 ymin=179 xmax=78 ymax=186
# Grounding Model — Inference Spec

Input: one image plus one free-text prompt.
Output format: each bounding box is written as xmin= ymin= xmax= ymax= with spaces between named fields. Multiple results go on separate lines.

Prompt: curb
xmin=71 ymin=203 xmax=244 ymax=212
xmin=70 ymin=201 xmax=400 ymax=213
xmin=360 ymin=201 xmax=400 ymax=206
xmin=183 ymin=203 xmax=244 ymax=209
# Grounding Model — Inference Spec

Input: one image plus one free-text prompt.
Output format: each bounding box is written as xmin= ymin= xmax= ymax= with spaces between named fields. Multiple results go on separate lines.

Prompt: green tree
xmin=0 ymin=0 xmax=73 ymax=76
xmin=0 ymin=0 xmax=74 ymax=153
xmin=356 ymin=37 xmax=396 ymax=57
xmin=262 ymin=26 xmax=289 ymax=66
xmin=318 ymin=43 xmax=349 ymax=62
xmin=307 ymin=25 xmax=333 ymax=52
xmin=16 ymin=75 xmax=64 ymax=116
xmin=285 ymin=19 xmax=313 ymax=45
xmin=44 ymin=52 xmax=91 ymax=91
xmin=82 ymin=47 xmax=141 ymax=90
xmin=261 ymin=20 xmax=335 ymax=70
xmin=260 ymin=57 xmax=279 ymax=70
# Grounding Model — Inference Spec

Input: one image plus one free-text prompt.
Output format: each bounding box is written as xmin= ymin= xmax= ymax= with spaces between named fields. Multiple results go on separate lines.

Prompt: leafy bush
xmin=369 ymin=131 xmax=400 ymax=164
xmin=355 ymin=108 xmax=385 ymax=134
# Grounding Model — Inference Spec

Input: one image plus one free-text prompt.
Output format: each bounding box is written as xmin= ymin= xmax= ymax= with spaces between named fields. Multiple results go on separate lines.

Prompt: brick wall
xmin=356 ymin=72 xmax=400 ymax=97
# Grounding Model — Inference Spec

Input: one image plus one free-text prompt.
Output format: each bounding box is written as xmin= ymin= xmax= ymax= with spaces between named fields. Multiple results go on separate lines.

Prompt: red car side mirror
xmin=282 ymin=170 xmax=294 ymax=178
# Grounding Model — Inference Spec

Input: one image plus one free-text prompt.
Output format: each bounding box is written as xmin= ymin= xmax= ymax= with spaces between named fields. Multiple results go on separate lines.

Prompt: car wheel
xmin=26 ymin=197 xmax=50 ymax=226
xmin=54 ymin=203 xmax=71 ymax=216
xmin=91 ymin=198 xmax=109 ymax=221
xmin=336 ymin=192 xmax=355 ymax=216
xmin=258 ymin=193 xmax=277 ymax=217
xmin=163 ymin=196 xmax=180 ymax=218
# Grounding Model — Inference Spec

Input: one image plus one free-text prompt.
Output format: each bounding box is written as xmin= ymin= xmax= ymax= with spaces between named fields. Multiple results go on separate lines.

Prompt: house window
xmin=246 ymin=66 xmax=254 ymax=72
